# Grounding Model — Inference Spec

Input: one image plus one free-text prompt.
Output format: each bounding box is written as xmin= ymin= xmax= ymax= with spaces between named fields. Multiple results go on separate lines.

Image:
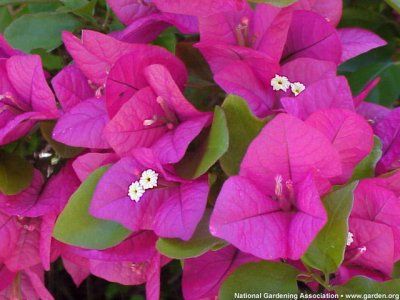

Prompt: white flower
xmin=139 ymin=169 xmax=158 ymax=190
xmin=128 ymin=181 xmax=145 ymax=202
xmin=270 ymin=75 xmax=291 ymax=92
xmin=347 ymin=232 xmax=354 ymax=246
xmin=290 ymin=82 xmax=306 ymax=96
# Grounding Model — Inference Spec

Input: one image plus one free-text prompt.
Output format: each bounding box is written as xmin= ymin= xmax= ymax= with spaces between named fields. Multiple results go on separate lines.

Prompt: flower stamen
xmin=235 ymin=17 xmax=250 ymax=47
xmin=156 ymin=96 xmax=178 ymax=125
xmin=128 ymin=181 xmax=145 ymax=202
xmin=139 ymin=169 xmax=158 ymax=190
xmin=290 ymin=82 xmax=306 ymax=96
xmin=271 ymin=75 xmax=291 ymax=92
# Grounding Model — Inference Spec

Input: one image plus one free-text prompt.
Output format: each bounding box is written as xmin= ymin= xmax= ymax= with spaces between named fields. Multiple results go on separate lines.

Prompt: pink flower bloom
xmin=0 ymin=212 xmax=42 ymax=272
xmin=54 ymin=31 xmax=191 ymax=152
xmin=374 ymin=108 xmax=400 ymax=174
xmin=0 ymin=163 xmax=80 ymax=218
xmin=61 ymin=30 xmax=136 ymax=85
xmin=210 ymin=114 xmax=344 ymax=260
xmin=293 ymin=0 xmax=343 ymax=27
xmin=151 ymin=0 xmax=247 ymax=17
xmin=282 ymin=10 xmax=342 ymax=64
xmin=195 ymin=3 xmax=385 ymax=118
xmin=196 ymin=42 xmax=279 ymax=116
xmin=104 ymin=45 xmax=187 ymax=118
xmin=90 ymin=149 xmax=209 ymax=241
xmin=340 ymin=178 xmax=400 ymax=278
xmin=0 ymin=169 xmax=44 ymax=216
xmin=198 ymin=2 xmax=291 ymax=61
xmin=107 ymin=0 xmax=198 ymax=40
xmin=182 ymin=246 xmax=259 ymax=299
xmin=52 ymin=97 xmax=111 ymax=149
xmin=60 ymin=231 xmax=169 ymax=300
xmin=305 ymin=109 xmax=374 ymax=183
xmin=104 ymin=64 xmax=211 ymax=163
xmin=338 ymin=28 xmax=387 ymax=63
xmin=72 ymin=152 xmax=119 ymax=182
xmin=0 ymin=39 xmax=58 ymax=145
xmin=51 ymin=65 xmax=94 ymax=112
xmin=0 ymin=265 xmax=54 ymax=300
xmin=51 ymin=50 xmax=111 ymax=150
xmin=281 ymin=76 xmax=354 ymax=120
xmin=0 ymin=163 xmax=80 ymax=272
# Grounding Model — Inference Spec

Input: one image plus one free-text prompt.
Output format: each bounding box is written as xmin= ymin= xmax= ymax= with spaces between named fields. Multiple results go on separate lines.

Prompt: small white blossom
xmin=38 ymin=152 xmax=52 ymax=159
xmin=290 ymin=82 xmax=306 ymax=96
xmin=359 ymin=246 xmax=367 ymax=253
xmin=139 ymin=169 xmax=158 ymax=190
xmin=271 ymin=75 xmax=291 ymax=92
xmin=128 ymin=181 xmax=145 ymax=202
xmin=347 ymin=232 xmax=354 ymax=246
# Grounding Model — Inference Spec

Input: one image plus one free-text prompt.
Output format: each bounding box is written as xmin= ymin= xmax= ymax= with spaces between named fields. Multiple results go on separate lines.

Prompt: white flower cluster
xmin=128 ymin=169 xmax=159 ymax=202
xmin=270 ymin=74 xmax=306 ymax=96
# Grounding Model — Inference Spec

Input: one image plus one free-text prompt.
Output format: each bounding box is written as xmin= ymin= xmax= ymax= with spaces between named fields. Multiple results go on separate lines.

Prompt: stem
xmin=304 ymin=264 xmax=332 ymax=291
xmin=102 ymin=4 xmax=110 ymax=28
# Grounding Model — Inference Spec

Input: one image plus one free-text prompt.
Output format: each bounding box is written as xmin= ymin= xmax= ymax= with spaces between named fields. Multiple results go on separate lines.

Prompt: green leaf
xmin=176 ymin=42 xmax=213 ymax=82
xmin=335 ymin=276 xmax=400 ymax=297
xmin=350 ymin=136 xmax=382 ymax=181
xmin=0 ymin=151 xmax=34 ymax=195
xmin=40 ymin=121 xmax=83 ymax=158
xmin=63 ymin=0 xmax=97 ymax=23
xmin=346 ymin=61 xmax=400 ymax=107
xmin=156 ymin=209 xmax=224 ymax=259
xmin=153 ymin=28 xmax=177 ymax=53
xmin=0 ymin=7 xmax=12 ymax=33
xmin=385 ymin=0 xmax=400 ymax=14
xmin=392 ymin=261 xmax=400 ymax=279
xmin=175 ymin=106 xmax=229 ymax=179
xmin=302 ymin=182 xmax=358 ymax=274
xmin=53 ymin=166 xmax=131 ymax=249
xmin=28 ymin=2 xmax=62 ymax=13
xmin=31 ymin=49 xmax=64 ymax=71
xmin=60 ymin=0 xmax=89 ymax=10
xmin=340 ymin=7 xmax=390 ymax=32
xmin=219 ymin=261 xmax=299 ymax=299
xmin=220 ymin=95 xmax=266 ymax=176
xmin=0 ymin=0 xmax=58 ymax=4
xmin=247 ymin=0 xmax=297 ymax=7
xmin=4 ymin=12 xmax=80 ymax=52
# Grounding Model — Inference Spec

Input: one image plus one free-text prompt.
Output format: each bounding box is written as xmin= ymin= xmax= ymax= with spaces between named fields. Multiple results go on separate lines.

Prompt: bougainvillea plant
xmin=0 ymin=0 xmax=400 ymax=298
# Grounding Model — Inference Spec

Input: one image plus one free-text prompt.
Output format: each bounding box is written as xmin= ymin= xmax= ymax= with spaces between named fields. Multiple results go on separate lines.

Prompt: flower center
xmin=270 ymin=76 xmax=306 ymax=96
xmin=0 ymin=92 xmax=26 ymax=113
xmin=235 ymin=17 xmax=250 ymax=47
xmin=128 ymin=181 xmax=145 ymax=202
xmin=270 ymin=75 xmax=291 ymax=92
xmin=274 ymin=174 xmax=295 ymax=212
xmin=345 ymin=246 xmax=367 ymax=265
xmin=143 ymin=96 xmax=178 ymax=131
xmin=139 ymin=169 xmax=158 ymax=190
xmin=16 ymin=216 xmax=36 ymax=231
xmin=128 ymin=169 xmax=159 ymax=202
xmin=290 ymin=82 xmax=306 ymax=96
